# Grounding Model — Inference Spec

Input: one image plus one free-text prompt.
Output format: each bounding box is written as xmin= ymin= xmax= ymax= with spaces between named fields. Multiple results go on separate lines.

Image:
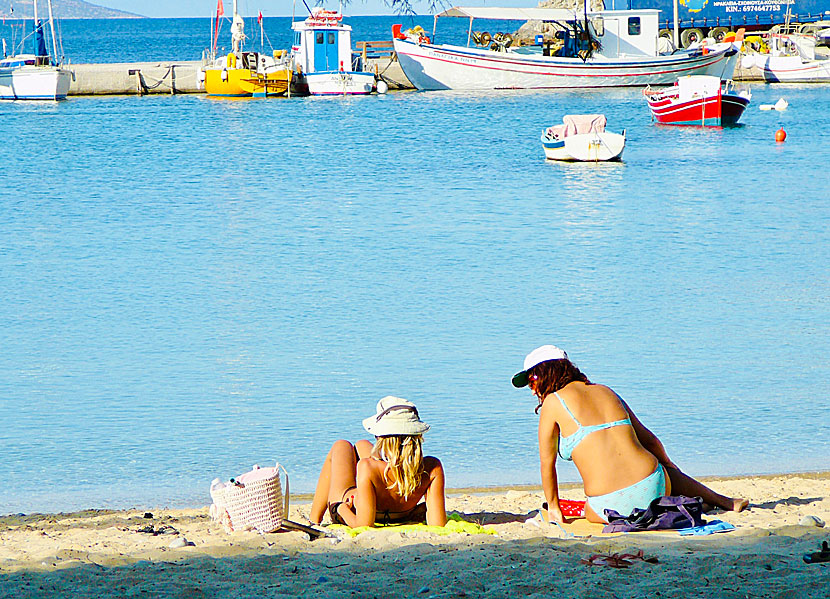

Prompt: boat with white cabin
xmin=290 ymin=7 xmax=383 ymax=95
xmin=0 ymin=0 xmax=71 ymax=100
xmin=541 ymin=115 xmax=625 ymax=161
xmin=392 ymin=6 xmax=741 ymax=90
xmin=741 ymin=31 xmax=830 ymax=83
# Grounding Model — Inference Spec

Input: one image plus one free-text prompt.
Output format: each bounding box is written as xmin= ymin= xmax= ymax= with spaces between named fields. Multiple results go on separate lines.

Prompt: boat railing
xmin=354 ymin=41 xmax=396 ymax=62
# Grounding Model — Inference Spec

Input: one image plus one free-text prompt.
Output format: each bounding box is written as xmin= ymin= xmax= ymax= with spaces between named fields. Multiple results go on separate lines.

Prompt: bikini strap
xmin=553 ymin=391 xmax=581 ymax=427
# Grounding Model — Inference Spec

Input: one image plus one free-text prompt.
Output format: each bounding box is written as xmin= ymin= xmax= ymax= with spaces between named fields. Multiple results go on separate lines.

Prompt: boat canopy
xmin=435 ymin=6 xmax=583 ymax=21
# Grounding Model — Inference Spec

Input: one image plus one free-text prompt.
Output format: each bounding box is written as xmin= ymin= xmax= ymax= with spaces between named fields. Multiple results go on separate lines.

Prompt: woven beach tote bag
xmin=210 ymin=463 xmax=290 ymax=534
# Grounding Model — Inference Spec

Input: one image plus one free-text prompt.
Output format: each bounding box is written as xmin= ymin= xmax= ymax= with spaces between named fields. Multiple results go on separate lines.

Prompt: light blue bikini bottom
xmin=586 ymin=464 xmax=667 ymax=519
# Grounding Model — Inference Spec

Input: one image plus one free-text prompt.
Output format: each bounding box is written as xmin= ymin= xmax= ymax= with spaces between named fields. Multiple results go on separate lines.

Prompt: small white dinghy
xmin=541 ymin=114 xmax=625 ymax=162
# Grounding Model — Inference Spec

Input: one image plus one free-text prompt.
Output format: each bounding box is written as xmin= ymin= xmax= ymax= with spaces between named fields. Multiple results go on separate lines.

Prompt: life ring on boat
xmin=227 ymin=52 xmax=236 ymax=68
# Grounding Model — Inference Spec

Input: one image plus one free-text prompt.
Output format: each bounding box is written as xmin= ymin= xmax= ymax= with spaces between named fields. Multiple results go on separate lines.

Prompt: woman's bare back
xmin=359 ymin=456 xmax=440 ymax=511
xmin=546 ymin=382 xmax=659 ymax=497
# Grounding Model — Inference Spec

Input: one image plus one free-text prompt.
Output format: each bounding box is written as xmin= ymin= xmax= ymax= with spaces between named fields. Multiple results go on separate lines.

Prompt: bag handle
xmin=277 ymin=462 xmax=290 ymax=517
xmin=673 ymin=496 xmax=703 ymax=528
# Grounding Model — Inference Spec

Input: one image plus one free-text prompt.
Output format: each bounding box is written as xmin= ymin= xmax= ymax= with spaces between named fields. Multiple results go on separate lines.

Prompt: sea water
xmin=0 ymin=18 xmax=828 ymax=515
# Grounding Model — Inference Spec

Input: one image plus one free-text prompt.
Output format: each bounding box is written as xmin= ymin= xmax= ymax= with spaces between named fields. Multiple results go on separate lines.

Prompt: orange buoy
xmin=775 ymin=128 xmax=787 ymax=142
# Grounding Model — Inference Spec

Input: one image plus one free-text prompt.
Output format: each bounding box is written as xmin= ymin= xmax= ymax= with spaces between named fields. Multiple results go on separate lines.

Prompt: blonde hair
xmin=372 ymin=435 xmax=425 ymax=499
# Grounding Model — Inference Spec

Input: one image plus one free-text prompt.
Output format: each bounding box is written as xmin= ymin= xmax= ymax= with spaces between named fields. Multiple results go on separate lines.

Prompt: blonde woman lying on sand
xmin=513 ymin=345 xmax=749 ymax=524
xmin=309 ymin=397 xmax=447 ymax=528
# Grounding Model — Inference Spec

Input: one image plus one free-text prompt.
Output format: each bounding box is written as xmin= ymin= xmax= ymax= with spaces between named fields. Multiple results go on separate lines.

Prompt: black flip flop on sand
xmin=803 ymin=541 xmax=830 ymax=564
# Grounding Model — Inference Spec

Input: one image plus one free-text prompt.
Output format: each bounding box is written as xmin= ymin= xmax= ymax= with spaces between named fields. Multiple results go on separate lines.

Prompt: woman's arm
xmin=424 ymin=457 xmax=447 ymax=526
xmin=622 ymin=400 xmax=678 ymax=469
xmin=538 ymin=400 xmax=563 ymax=523
xmin=341 ymin=459 xmax=377 ymax=528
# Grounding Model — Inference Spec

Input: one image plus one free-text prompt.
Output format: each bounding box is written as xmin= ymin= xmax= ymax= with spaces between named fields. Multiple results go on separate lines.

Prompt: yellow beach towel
xmin=329 ymin=513 xmax=496 ymax=537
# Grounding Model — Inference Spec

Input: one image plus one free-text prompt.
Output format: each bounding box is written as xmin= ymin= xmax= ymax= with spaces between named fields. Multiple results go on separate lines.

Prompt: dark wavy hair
xmin=529 ymin=359 xmax=591 ymax=413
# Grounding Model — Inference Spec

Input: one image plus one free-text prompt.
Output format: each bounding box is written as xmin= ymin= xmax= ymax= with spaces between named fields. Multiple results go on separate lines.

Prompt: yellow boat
xmin=202 ymin=1 xmax=292 ymax=97
xmin=203 ymin=50 xmax=292 ymax=97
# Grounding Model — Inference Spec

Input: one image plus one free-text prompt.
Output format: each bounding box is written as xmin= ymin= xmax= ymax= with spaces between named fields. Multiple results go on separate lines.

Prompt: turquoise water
xmin=1 ymin=20 xmax=829 ymax=516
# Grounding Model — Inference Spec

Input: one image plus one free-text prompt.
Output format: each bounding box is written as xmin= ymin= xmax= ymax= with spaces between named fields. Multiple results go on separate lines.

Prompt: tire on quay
xmin=680 ymin=27 xmax=705 ymax=47
xmin=710 ymin=26 xmax=729 ymax=42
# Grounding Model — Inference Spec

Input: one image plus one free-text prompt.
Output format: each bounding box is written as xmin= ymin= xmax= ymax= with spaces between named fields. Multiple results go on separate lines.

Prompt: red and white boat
xmin=644 ymin=75 xmax=751 ymax=126
xmin=392 ymin=7 xmax=741 ymax=91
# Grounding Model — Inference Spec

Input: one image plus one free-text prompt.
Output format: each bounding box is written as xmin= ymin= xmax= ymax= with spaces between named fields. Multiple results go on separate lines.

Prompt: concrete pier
xmin=64 ymin=54 xmax=760 ymax=96
xmin=365 ymin=56 xmax=413 ymax=90
xmin=66 ymin=57 xmax=412 ymax=95
xmin=68 ymin=61 xmax=203 ymax=95
xmin=732 ymin=61 xmax=765 ymax=82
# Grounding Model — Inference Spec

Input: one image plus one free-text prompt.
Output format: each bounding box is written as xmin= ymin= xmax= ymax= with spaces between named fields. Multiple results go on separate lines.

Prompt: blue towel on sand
xmin=677 ymin=520 xmax=735 ymax=536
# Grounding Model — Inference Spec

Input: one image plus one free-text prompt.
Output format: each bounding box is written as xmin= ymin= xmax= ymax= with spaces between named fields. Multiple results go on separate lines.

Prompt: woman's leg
xmin=583 ymin=501 xmax=606 ymax=524
xmin=309 ymin=440 xmax=360 ymax=524
xmin=664 ymin=466 xmax=748 ymax=512
xmin=355 ymin=439 xmax=374 ymax=459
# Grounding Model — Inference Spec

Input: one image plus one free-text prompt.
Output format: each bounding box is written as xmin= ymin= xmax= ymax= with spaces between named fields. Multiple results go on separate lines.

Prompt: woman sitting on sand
xmin=309 ymin=396 xmax=447 ymax=528
xmin=513 ymin=345 xmax=749 ymax=524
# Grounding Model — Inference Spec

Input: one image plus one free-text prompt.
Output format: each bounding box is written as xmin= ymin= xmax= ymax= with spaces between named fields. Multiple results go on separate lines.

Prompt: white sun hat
xmin=362 ymin=396 xmax=430 ymax=437
xmin=511 ymin=345 xmax=569 ymax=388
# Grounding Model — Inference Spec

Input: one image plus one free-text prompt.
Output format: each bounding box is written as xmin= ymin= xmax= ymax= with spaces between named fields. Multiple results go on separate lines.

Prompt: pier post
xmin=128 ymin=69 xmax=145 ymax=95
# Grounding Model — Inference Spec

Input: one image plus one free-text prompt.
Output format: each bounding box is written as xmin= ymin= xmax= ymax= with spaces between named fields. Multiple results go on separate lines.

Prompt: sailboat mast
xmin=231 ymin=0 xmax=244 ymax=53
xmin=47 ymin=0 xmax=59 ymax=64
xmin=673 ymin=0 xmax=679 ymax=49
xmin=32 ymin=0 xmax=41 ymax=58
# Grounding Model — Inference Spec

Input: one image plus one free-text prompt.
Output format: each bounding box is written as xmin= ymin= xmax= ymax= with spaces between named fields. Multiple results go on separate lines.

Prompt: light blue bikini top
xmin=554 ymin=391 xmax=632 ymax=461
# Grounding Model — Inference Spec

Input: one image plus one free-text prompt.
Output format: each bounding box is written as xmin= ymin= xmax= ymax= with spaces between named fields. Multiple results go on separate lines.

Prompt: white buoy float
xmin=376 ymin=79 xmax=388 ymax=94
xmin=760 ymin=97 xmax=788 ymax=111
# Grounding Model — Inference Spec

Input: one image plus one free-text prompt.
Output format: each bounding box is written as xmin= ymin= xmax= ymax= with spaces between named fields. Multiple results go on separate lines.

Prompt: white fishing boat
xmin=290 ymin=7 xmax=382 ymax=95
xmin=741 ymin=32 xmax=830 ymax=83
xmin=392 ymin=6 xmax=740 ymax=91
xmin=0 ymin=0 xmax=71 ymax=100
xmin=541 ymin=114 xmax=625 ymax=162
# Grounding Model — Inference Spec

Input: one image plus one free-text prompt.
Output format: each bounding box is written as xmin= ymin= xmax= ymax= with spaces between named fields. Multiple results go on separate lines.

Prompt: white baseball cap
xmin=362 ymin=396 xmax=430 ymax=437
xmin=511 ymin=345 xmax=568 ymax=388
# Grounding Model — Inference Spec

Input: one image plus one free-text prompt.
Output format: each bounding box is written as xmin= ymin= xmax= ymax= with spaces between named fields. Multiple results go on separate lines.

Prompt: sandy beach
xmin=1 ymin=473 xmax=828 ymax=598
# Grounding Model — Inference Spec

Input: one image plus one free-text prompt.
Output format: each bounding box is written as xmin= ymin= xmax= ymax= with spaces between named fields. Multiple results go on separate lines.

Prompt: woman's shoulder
xmin=423 ymin=456 xmax=445 ymax=484
xmin=560 ymin=381 xmax=616 ymax=399
xmin=356 ymin=456 xmax=388 ymax=479
xmin=421 ymin=456 xmax=442 ymax=478
xmin=422 ymin=455 xmax=443 ymax=474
